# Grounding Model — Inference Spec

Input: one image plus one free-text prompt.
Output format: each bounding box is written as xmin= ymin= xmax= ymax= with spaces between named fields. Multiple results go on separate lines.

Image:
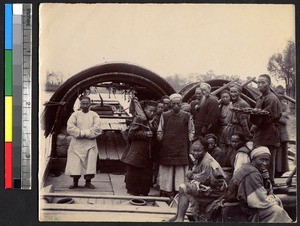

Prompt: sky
xmin=39 ymin=3 xmax=295 ymax=85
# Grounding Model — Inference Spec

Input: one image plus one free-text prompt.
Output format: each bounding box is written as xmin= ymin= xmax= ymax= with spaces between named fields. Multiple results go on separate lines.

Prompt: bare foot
xmin=167 ymin=216 xmax=177 ymax=222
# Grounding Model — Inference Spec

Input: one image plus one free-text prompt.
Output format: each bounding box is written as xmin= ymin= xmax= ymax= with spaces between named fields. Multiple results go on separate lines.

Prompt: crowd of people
xmin=64 ymin=74 xmax=294 ymax=222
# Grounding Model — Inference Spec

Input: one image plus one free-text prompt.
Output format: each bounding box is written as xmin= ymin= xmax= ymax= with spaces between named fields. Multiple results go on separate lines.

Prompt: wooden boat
xmin=40 ymin=63 xmax=297 ymax=222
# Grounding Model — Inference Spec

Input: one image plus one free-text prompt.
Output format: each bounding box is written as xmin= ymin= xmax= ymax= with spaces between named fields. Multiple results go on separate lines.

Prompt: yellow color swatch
xmin=5 ymin=96 xmax=13 ymax=142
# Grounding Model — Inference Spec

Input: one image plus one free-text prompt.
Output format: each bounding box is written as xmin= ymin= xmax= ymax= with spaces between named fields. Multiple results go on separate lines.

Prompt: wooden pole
xmin=252 ymin=80 xmax=296 ymax=104
xmin=211 ymin=79 xmax=238 ymax=96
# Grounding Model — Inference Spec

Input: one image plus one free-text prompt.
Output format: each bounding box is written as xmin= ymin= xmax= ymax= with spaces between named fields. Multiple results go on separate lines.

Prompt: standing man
xmin=161 ymin=95 xmax=171 ymax=112
xmin=150 ymin=99 xmax=164 ymax=187
xmin=190 ymin=87 xmax=205 ymax=137
xmin=157 ymin=93 xmax=194 ymax=197
xmin=195 ymin=83 xmax=220 ymax=136
xmin=65 ymin=96 xmax=102 ymax=189
xmin=219 ymin=83 xmax=251 ymax=166
xmin=123 ymin=100 xmax=157 ymax=196
xmin=250 ymin=74 xmax=282 ymax=185
xmin=274 ymin=85 xmax=290 ymax=177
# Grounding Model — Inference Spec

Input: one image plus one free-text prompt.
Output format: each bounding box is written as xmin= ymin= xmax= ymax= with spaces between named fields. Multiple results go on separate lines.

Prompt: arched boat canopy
xmin=42 ymin=63 xmax=176 ymax=136
xmin=180 ymin=79 xmax=260 ymax=106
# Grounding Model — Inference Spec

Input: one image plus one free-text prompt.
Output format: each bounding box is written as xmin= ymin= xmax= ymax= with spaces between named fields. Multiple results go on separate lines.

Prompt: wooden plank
xmin=100 ymin=122 xmax=111 ymax=130
xmin=80 ymin=198 xmax=89 ymax=204
xmin=113 ymin=132 xmax=126 ymax=159
xmin=110 ymin=174 xmax=127 ymax=196
xmin=97 ymin=134 xmax=107 ymax=160
xmin=42 ymin=193 xmax=171 ymax=202
xmin=155 ymin=201 xmax=170 ymax=208
xmin=71 ymin=198 xmax=81 ymax=204
xmin=96 ymin=198 xmax=105 ymax=205
xmin=104 ymin=198 xmax=113 ymax=205
xmin=40 ymin=210 xmax=176 ymax=222
xmin=41 ymin=203 xmax=177 ymax=215
xmin=40 ymin=185 xmax=54 ymax=203
xmin=112 ymin=199 xmax=121 ymax=205
xmin=87 ymin=198 xmax=97 ymax=205
xmin=105 ymin=131 xmax=119 ymax=160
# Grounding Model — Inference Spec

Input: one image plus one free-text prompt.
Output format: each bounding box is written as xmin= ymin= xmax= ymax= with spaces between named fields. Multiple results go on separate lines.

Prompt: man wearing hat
xmin=219 ymin=82 xmax=251 ymax=167
xmin=250 ymin=74 xmax=282 ymax=185
xmin=157 ymin=93 xmax=195 ymax=197
xmin=204 ymin=133 xmax=224 ymax=166
xmin=122 ymin=100 xmax=158 ymax=196
xmin=65 ymin=96 xmax=102 ymax=189
xmin=224 ymin=146 xmax=292 ymax=223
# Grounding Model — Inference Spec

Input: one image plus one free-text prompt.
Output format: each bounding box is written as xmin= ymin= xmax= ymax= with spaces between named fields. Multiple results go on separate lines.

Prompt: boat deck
xmin=40 ymin=172 xmax=180 ymax=222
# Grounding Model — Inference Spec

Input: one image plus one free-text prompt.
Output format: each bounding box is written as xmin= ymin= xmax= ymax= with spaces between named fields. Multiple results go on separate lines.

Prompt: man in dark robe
xmin=150 ymin=99 xmax=164 ymax=186
xmin=195 ymin=83 xmax=220 ymax=136
xmin=250 ymin=74 xmax=282 ymax=185
xmin=219 ymin=83 xmax=251 ymax=166
xmin=274 ymin=85 xmax=290 ymax=177
xmin=122 ymin=100 xmax=157 ymax=196
xmin=190 ymin=87 xmax=205 ymax=136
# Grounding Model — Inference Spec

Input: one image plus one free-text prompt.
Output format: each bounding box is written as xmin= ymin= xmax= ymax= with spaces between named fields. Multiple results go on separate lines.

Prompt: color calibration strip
xmin=5 ymin=4 xmax=32 ymax=189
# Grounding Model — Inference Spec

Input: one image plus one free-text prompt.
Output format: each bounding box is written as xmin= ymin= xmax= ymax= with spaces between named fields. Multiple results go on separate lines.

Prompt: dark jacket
xmin=159 ymin=110 xmax=190 ymax=166
xmin=122 ymin=115 xmax=153 ymax=168
xmin=250 ymin=90 xmax=282 ymax=147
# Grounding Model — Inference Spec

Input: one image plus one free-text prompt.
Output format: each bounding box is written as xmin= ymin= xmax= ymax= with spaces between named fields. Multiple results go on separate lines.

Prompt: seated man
xmin=168 ymin=136 xmax=227 ymax=222
xmin=224 ymin=146 xmax=292 ymax=223
xmin=230 ymin=132 xmax=251 ymax=174
xmin=204 ymin=133 xmax=224 ymax=166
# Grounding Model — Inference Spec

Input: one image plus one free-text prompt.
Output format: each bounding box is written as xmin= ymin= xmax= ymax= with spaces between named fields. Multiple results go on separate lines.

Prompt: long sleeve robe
xmin=65 ymin=110 xmax=102 ymax=176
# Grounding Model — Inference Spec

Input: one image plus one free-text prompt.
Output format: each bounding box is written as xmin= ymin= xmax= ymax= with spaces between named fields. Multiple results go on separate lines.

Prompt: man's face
xmin=80 ymin=99 xmax=91 ymax=112
xmin=252 ymin=154 xmax=270 ymax=172
xmin=163 ymin=98 xmax=171 ymax=111
xmin=144 ymin=106 xmax=156 ymax=119
xmin=156 ymin=103 xmax=164 ymax=115
xmin=195 ymin=88 xmax=203 ymax=101
xmin=230 ymin=87 xmax=240 ymax=102
xmin=207 ymin=138 xmax=216 ymax=151
xmin=221 ymin=93 xmax=230 ymax=105
xmin=257 ymin=76 xmax=270 ymax=93
xmin=170 ymin=99 xmax=182 ymax=113
xmin=191 ymin=141 xmax=206 ymax=161
xmin=201 ymin=86 xmax=210 ymax=98
xmin=230 ymin=135 xmax=243 ymax=150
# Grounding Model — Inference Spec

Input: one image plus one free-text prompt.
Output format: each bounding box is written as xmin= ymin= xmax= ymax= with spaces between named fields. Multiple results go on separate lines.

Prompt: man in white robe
xmin=65 ymin=96 xmax=102 ymax=189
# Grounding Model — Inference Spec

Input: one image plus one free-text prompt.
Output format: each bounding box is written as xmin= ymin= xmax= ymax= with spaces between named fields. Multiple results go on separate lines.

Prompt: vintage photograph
xmin=38 ymin=3 xmax=296 ymax=222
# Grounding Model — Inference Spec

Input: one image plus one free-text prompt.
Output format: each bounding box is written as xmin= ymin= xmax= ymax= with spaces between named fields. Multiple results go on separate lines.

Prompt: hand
xmin=157 ymin=132 xmax=163 ymax=141
xmin=195 ymin=104 xmax=199 ymax=110
xmin=286 ymin=176 xmax=293 ymax=186
xmin=211 ymin=178 xmax=224 ymax=188
xmin=262 ymin=170 xmax=270 ymax=180
xmin=186 ymin=171 xmax=194 ymax=180
xmin=146 ymin=131 xmax=153 ymax=138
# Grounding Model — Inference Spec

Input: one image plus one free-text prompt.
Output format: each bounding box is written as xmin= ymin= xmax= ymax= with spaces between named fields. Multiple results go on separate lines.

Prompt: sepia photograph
xmin=38 ymin=3 xmax=296 ymax=222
